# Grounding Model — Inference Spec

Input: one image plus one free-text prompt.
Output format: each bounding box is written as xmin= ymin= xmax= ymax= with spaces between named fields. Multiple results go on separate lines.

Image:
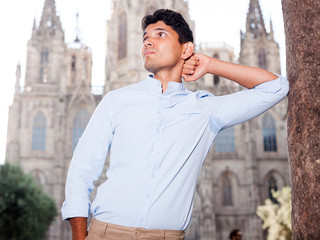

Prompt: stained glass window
xmin=268 ymin=176 xmax=278 ymax=203
xmin=263 ymin=113 xmax=277 ymax=152
xmin=32 ymin=111 xmax=46 ymax=150
xmin=223 ymin=176 xmax=233 ymax=206
xmin=258 ymin=48 xmax=267 ymax=69
xmin=215 ymin=128 xmax=235 ymax=153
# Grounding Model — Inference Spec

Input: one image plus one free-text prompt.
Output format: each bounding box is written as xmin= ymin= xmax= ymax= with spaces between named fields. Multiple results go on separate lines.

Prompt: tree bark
xmin=282 ymin=0 xmax=320 ymax=239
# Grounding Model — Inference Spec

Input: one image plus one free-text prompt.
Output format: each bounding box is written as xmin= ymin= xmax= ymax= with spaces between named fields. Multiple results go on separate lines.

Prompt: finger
xmin=182 ymin=68 xmax=195 ymax=75
xmin=186 ymin=54 xmax=199 ymax=61
xmin=182 ymin=74 xmax=196 ymax=82
xmin=181 ymin=74 xmax=190 ymax=81
xmin=192 ymin=53 xmax=200 ymax=60
xmin=183 ymin=64 xmax=196 ymax=70
xmin=184 ymin=59 xmax=199 ymax=66
xmin=184 ymin=59 xmax=198 ymax=64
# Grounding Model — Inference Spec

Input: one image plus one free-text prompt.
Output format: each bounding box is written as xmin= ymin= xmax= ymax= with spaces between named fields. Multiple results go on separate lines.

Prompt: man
xmin=61 ymin=9 xmax=289 ymax=240
xmin=229 ymin=229 xmax=242 ymax=240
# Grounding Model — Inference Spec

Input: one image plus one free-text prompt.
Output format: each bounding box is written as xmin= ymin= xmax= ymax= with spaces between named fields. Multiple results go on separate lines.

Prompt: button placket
xmin=138 ymin=97 xmax=165 ymax=227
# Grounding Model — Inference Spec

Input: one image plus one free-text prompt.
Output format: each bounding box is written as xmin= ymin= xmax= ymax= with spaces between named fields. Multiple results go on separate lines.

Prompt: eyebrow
xmin=143 ymin=27 xmax=169 ymax=38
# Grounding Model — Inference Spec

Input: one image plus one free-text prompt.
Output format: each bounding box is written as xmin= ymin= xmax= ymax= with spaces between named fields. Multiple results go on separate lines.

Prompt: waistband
xmin=89 ymin=218 xmax=185 ymax=239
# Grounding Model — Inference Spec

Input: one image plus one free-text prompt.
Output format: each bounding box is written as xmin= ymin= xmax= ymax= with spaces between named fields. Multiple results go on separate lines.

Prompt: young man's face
xmin=142 ymin=21 xmax=185 ymax=74
xmin=233 ymin=231 xmax=242 ymax=240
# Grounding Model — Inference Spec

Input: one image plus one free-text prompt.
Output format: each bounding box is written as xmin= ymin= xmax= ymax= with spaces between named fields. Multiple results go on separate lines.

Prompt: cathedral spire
xmin=15 ymin=63 xmax=21 ymax=95
xmin=269 ymin=19 xmax=274 ymax=40
xmin=245 ymin=0 xmax=267 ymax=38
xmin=32 ymin=17 xmax=36 ymax=30
xmin=239 ymin=0 xmax=281 ymax=74
xmin=74 ymin=12 xmax=80 ymax=43
xmin=73 ymin=12 xmax=83 ymax=43
xmin=69 ymin=12 xmax=87 ymax=49
xmin=38 ymin=0 xmax=63 ymax=34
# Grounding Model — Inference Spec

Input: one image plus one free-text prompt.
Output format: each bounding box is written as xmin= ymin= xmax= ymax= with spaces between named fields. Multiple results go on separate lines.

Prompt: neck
xmin=153 ymin=62 xmax=183 ymax=93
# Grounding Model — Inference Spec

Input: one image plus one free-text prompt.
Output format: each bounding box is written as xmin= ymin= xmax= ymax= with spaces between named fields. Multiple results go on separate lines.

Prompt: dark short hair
xmin=229 ymin=229 xmax=241 ymax=239
xmin=141 ymin=9 xmax=193 ymax=44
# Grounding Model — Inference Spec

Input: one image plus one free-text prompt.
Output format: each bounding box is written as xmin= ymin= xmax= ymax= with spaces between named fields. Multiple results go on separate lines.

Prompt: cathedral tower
xmin=239 ymin=0 xmax=281 ymax=74
xmin=104 ymin=0 xmax=194 ymax=92
xmin=25 ymin=0 xmax=66 ymax=89
xmin=6 ymin=1 xmax=98 ymax=239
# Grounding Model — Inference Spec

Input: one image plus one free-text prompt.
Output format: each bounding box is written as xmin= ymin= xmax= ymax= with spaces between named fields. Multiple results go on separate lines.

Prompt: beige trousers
xmin=85 ymin=218 xmax=185 ymax=240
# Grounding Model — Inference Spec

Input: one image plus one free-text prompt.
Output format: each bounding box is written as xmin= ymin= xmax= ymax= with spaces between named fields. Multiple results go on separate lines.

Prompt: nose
xmin=143 ymin=38 xmax=153 ymax=48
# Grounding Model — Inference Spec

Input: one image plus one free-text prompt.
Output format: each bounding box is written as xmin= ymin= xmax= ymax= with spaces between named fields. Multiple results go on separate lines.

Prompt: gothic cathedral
xmin=6 ymin=0 xmax=289 ymax=239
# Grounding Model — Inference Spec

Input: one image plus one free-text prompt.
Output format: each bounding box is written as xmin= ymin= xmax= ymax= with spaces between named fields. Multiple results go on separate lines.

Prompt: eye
xmin=158 ymin=32 xmax=167 ymax=37
xmin=143 ymin=36 xmax=148 ymax=42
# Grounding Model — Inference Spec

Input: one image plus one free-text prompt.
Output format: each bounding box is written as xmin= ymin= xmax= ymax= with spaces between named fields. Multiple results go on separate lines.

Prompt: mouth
xmin=143 ymin=49 xmax=155 ymax=57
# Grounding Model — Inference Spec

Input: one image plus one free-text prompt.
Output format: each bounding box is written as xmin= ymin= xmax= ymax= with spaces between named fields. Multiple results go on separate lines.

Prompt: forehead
xmin=144 ymin=21 xmax=176 ymax=34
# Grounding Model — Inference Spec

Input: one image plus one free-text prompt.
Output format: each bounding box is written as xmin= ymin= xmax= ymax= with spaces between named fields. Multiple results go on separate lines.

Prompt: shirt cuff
xmin=61 ymin=200 xmax=90 ymax=221
xmin=253 ymin=75 xmax=283 ymax=93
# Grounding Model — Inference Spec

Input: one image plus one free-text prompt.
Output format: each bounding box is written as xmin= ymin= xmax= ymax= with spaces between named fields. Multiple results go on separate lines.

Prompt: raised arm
xmin=182 ymin=53 xmax=278 ymax=88
xmin=183 ymin=53 xmax=289 ymax=131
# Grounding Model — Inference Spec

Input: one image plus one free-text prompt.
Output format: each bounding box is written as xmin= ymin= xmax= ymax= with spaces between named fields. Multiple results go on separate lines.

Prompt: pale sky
xmin=0 ymin=0 xmax=285 ymax=164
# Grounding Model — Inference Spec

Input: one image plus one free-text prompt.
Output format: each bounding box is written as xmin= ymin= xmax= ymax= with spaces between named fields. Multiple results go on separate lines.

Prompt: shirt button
xmin=134 ymin=229 xmax=141 ymax=237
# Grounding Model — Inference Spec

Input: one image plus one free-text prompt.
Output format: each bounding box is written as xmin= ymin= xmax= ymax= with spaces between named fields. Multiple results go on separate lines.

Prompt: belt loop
xmin=102 ymin=221 xmax=108 ymax=237
xmin=161 ymin=229 xmax=165 ymax=238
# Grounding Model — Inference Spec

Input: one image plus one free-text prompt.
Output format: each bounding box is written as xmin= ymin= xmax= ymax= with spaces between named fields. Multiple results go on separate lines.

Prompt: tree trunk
xmin=282 ymin=0 xmax=320 ymax=239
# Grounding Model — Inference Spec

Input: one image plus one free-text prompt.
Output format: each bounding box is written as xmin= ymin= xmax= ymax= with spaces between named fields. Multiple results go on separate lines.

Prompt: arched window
xmin=250 ymin=21 xmax=256 ymax=31
xmin=258 ymin=48 xmax=267 ymax=69
xmin=40 ymin=47 xmax=49 ymax=83
xmin=40 ymin=47 xmax=49 ymax=64
xmin=71 ymin=56 xmax=76 ymax=71
xmin=213 ymin=53 xmax=220 ymax=85
xmin=71 ymin=55 xmax=76 ymax=83
xmin=268 ymin=176 xmax=278 ymax=203
xmin=263 ymin=113 xmax=277 ymax=152
xmin=82 ymin=58 xmax=87 ymax=80
xmin=32 ymin=111 xmax=46 ymax=150
xmin=223 ymin=175 xmax=233 ymax=206
xmin=118 ymin=12 xmax=127 ymax=60
xmin=72 ymin=110 xmax=90 ymax=150
xmin=215 ymin=127 xmax=235 ymax=153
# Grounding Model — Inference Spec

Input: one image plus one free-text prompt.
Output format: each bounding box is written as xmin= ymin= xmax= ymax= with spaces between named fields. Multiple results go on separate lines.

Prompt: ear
xmin=181 ymin=42 xmax=195 ymax=60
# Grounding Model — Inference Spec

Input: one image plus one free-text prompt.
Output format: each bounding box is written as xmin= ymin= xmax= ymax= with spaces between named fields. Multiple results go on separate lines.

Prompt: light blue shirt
xmin=61 ymin=75 xmax=289 ymax=230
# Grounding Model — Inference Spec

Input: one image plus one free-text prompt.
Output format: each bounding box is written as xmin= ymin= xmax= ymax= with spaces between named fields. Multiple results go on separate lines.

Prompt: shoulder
xmin=100 ymin=79 xmax=151 ymax=112
xmin=109 ymin=81 xmax=144 ymax=95
xmin=104 ymin=80 xmax=146 ymax=100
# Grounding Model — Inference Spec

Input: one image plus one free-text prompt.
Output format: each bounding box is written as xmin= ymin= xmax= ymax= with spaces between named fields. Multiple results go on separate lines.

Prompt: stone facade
xmin=5 ymin=0 xmax=289 ymax=239
xmin=6 ymin=1 xmax=100 ymax=239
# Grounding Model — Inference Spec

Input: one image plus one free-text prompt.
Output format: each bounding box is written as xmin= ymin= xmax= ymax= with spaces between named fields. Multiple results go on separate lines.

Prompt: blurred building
xmin=5 ymin=0 xmax=289 ymax=239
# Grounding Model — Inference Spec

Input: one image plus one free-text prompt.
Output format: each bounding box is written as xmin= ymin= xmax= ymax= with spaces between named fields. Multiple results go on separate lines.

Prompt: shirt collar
xmin=144 ymin=75 xmax=185 ymax=95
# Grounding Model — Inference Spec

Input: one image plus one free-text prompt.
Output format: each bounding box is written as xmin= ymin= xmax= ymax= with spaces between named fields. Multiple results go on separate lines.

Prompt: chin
xmin=144 ymin=62 xmax=158 ymax=74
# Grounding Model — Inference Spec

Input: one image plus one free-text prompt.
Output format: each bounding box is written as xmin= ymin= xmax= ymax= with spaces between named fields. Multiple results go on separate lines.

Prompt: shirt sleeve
xmin=205 ymin=75 xmax=289 ymax=131
xmin=61 ymin=93 xmax=114 ymax=220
